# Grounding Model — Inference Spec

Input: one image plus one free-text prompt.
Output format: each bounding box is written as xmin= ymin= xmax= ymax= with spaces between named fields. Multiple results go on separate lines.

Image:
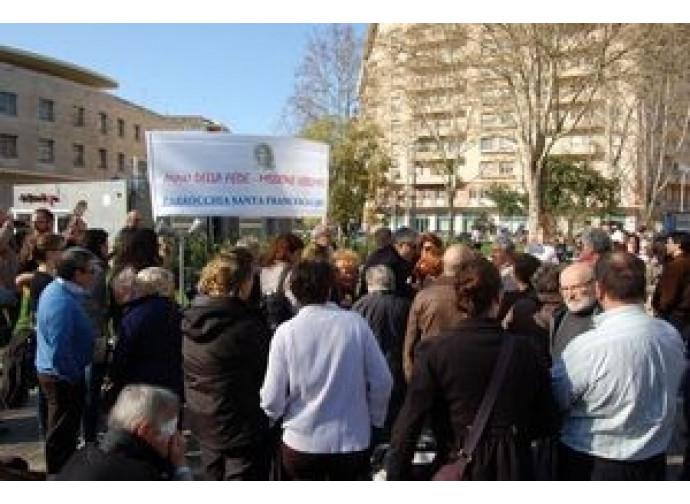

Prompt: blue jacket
xmin=35 ymin=279 xmax=95 ymax=383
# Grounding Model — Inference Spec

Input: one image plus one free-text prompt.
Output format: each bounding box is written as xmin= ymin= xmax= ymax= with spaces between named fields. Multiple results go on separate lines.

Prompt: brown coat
xmin=652 ymin=253 xmax=690 ymax=329
xmin=402 ymin=276 xmax=465 ymax=381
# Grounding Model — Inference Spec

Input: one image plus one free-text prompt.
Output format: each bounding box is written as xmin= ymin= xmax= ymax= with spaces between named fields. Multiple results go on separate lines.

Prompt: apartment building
xmin=0 ymin=45 xmax=215 ymax=209
xmin=359 ymin=24 xmax=690 ymax=235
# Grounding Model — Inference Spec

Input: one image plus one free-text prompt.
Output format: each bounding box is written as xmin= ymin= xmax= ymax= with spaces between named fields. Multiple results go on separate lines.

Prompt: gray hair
xmin=135 ymin=267 xmax=175 ymax=298
xmin=580 ymin=227 xmax=612 ymax=254
xmin=108 ymin=384 xmax=180 ymax=433
xmin=365 ymin=264 xmax=395 ymax=292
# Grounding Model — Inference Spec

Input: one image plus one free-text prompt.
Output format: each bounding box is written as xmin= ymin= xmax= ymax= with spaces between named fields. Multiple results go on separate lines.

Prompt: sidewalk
xmin=0 ymin=388 xmax=686 ymax=480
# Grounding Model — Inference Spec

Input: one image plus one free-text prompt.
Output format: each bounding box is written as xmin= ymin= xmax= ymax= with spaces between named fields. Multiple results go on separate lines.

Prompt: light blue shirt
xmin=552 ymin=304 xmax=687 ymax=461
xmin=260 ymin=303 xmax=393 ymax=454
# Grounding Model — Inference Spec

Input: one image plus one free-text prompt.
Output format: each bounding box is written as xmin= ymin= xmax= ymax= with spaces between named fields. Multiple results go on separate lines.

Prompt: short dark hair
xmin=454 ymin=256 xmax=501 ymax=317
xmin=512 ymin=252 xmax=542 ymax=285
xmin=84 ymin=228 xmax=109 ymax=260
xmin=56 ymin=247 xmax=95 ymax=281
xmin=594 ymin=251 xmax=646 ymax=303
xmin=290 ymin=260 xmax=336 ymax=306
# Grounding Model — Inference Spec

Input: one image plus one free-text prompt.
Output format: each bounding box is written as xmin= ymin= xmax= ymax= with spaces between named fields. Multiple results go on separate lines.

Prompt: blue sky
xmin=0 ymin=24 xmax=366 ymax=135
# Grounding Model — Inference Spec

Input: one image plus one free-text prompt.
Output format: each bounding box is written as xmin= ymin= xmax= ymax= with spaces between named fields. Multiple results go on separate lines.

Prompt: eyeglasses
xmin=560 ymin=279 xmax=594 ymax=294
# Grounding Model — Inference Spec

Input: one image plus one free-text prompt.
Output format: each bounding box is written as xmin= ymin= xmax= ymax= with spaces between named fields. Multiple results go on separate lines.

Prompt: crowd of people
xmin=0 ymin=207 xmax=688 ymax=481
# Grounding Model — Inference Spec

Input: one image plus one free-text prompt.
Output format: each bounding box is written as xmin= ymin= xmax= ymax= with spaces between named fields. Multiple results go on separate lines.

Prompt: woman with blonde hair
xmin=182 ymin=248 xmax=272 ymax=480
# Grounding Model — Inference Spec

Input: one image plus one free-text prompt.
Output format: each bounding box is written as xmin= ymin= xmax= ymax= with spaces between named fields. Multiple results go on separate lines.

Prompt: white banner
xmin=146 ymin=132 xmax=329 ymax=219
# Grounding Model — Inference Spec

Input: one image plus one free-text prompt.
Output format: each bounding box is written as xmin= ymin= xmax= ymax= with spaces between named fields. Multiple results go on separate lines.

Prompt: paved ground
xmin=0 ymin=388 xmax=686 ymax=480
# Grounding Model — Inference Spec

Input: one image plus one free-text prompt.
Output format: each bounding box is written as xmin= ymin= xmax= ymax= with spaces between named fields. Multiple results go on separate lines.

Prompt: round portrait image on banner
xmin=254 ymin=142 xmax=275 ymax=170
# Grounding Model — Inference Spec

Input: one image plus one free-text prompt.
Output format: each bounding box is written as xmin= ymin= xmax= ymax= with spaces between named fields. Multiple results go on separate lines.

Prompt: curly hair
xmin=454 ymin=257 xmax=501 ymax=317
xmin=197 ymin=247 xmax=254 ymax=297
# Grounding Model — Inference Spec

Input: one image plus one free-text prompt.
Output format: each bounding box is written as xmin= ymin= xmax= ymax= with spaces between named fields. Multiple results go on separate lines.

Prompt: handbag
xmin=432 ymin=334 xmax=516 ymax=481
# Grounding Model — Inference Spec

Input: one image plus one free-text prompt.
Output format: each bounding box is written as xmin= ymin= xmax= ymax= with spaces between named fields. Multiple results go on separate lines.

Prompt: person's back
xmin=352 ymin=265 xmax=412 ymax=432
xmin=112 ymin=295 xmax=183 ymax=398
xmin=402 ymin=244 xmax=477 ymax=380
xmin=387 ymin=257 xmax=559 ymax=481
xmin=552 ymin=251 xmax=686 ymax=480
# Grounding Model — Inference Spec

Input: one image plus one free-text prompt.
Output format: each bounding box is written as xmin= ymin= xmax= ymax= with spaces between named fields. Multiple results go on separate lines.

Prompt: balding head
xmin=442 ymin=243 xmax=478 ymax=276
xmin=559 ymin=262 xmax=596 ymax=313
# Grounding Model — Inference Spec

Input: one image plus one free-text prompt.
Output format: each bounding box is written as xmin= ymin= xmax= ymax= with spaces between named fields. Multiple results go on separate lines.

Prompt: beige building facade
xmin=359 ymin=24 xmax=690 ymax=235
xmin=0 ymin=45 xmax=215 ymax=210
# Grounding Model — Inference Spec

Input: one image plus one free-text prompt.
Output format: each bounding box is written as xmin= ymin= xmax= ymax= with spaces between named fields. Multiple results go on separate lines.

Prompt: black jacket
xmin=352 ymin=291 xmax=412 ymax=429
xmin=182 ymin=295 xmax=271 ymax=452
xmin=387 ymin=318 xmax=559 ymax=481
xmin=57 ymin=429 xmax=177 ymax=480
xmin=110 ymin=295 xmax=184 ymax=399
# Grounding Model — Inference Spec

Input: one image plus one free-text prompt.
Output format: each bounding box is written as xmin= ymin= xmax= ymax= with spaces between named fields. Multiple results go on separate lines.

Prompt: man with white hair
xmin=57 ymin=385 xmax=191 ymax=480
xmin=550 ymin=262 xmax=600 ymax=359
xmin=352 ymin=265 xmax=412 ymax=433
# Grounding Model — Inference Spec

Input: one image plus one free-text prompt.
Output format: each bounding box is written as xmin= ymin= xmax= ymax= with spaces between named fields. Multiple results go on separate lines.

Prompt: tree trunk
xmin=527 ymin=161 xmax=542 ymax=242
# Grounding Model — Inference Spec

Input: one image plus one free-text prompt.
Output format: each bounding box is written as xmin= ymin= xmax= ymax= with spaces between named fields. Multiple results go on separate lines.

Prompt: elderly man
xmin=35 ymin=247 xmax=96 ymax=475
xmin=577 ymin=227 xmax=612 ymax=265
xmin=550 ymin=262 xmax=600 ymax=359
xmin=552 ymin=252 xmax=686 ymax=480
xmin=352 ymin=265 xmax=412 ymax=433
xmin=402 ymin=243 xmax=477 ymax=381
xmin=58 ymin=385 xmax=191 ymax=480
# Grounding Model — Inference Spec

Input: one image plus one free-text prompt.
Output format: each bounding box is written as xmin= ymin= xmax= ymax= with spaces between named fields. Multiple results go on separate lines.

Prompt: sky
xmin=0 ymin=23 xmax=368 ymax=136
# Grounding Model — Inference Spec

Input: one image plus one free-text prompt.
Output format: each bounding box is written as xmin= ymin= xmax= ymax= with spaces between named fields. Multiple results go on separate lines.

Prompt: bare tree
xmin=398 ymin=24 xmax=475 ymax=237
xmin=631 ymin=24 xmax=690 ymax=224
xmin=476 ymin=23 xmax=643 ymax=238
xmin=282 ymin=24 xmax=363 ymax=133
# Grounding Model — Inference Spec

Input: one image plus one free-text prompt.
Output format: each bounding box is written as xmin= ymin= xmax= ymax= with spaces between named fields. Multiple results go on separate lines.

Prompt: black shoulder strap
xmin=461 ymin=333 xmax=515 ymax=461
xmin=276 ymin=264 xmax=291 ymax=295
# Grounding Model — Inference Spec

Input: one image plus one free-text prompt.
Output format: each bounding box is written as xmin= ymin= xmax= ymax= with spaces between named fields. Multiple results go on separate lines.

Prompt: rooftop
xmin=0 ymin=45 xmax=117 ymax=89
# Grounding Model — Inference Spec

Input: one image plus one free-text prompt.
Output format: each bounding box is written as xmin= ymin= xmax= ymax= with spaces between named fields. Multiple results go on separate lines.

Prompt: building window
xmin=39 ymin=98 xmax=55 ymax=122
xmin=38 ymin=138 xmax=55 ymax=164
xmin=0 ymin=134 xmax=18 ymax=159
xmin=480 ymin=137 xmax=495 ymax=152
xmin=118 ymin=118 xmax=125 ymax=138
xmin=499 ymin=162 xmax=514 ymax=176
xmin=99 ymin=112 xmax=108 ymax=134
xmin=98 ymin=148 xmax=107 ymax=169
xmin=73 ymin=144 xmax=84 ymax=167
xmin=117 ymin=152 xmax=125 ymax=172
xmin=73 ymin=106 xmax=85 ymax=127
xmin=0 ymin=92 xmax=17 ymax=116
xmin=134 ymin=124 xmax=141 ymax=141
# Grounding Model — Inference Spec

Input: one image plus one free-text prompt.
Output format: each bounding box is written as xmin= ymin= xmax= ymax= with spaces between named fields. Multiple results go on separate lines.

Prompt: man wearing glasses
xmin=35 ymin=248 xmax=97 ymax=476
xmin=550 ymin=262 xmax=600 ymax=359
